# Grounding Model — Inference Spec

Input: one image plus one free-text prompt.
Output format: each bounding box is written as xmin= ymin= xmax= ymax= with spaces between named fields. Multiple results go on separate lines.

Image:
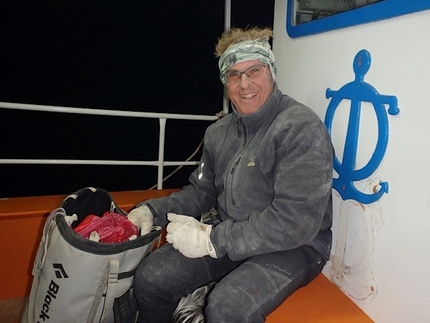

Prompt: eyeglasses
xmin=223 ymin=64 xmax=267 ymax=84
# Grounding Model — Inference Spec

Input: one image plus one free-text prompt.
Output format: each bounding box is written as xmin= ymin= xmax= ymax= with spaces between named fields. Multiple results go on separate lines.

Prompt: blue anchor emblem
xmin=324 ymin=49 xmax=400 ymax=204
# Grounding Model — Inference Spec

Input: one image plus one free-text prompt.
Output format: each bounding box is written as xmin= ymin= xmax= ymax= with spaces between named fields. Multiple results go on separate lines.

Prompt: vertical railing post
xmin=157 ymin=118 xmax=167 ymax=189
xmin=223 ymin=0 xmax=231 ymax=115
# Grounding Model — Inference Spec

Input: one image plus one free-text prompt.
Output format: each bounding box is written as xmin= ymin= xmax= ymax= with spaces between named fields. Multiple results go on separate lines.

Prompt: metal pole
xmin=223 ymin=0 xmax=231 ymax=115
xmin=157 ymin=118 xmax=167 ymax=189
xmin=224 ymin=0 xmax=231 ymax=31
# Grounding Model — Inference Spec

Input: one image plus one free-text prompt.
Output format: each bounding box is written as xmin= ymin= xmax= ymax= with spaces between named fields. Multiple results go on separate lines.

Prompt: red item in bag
xmin=74 ymin=212 xmax=139 ymax=243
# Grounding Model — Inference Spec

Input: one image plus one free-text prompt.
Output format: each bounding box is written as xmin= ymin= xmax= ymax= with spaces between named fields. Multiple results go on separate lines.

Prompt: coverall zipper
xmin=228 ymin=117 xmax=247 ymax=206
xmin=236 ymin=118 xmax=242 ymax=138
xmin=230 ymin=157 xmax=241 ymax=205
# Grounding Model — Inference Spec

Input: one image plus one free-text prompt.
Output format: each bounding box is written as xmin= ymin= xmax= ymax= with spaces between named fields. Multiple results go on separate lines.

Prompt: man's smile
xmin=240 ymin=91 xmax=259 ymax=100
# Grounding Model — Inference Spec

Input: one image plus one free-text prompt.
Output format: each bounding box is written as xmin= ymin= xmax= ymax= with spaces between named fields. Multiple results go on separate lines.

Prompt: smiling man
xmin=223 ymin=60 xmax=273 ymax=115
xmin=130 ymin=27 xmax=334 ymax=323
xmin=217 ymin=29 xmax=277 ymax=115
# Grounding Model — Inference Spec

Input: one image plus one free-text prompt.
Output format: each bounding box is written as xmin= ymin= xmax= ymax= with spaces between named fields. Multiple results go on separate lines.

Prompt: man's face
xmin=225 ymin=60 xmax=274 ymax=115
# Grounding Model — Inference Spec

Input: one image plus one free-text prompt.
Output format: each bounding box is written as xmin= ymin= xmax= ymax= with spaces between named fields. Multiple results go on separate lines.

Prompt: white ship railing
xmin=0 ymin=101 xmax=219 ymax=189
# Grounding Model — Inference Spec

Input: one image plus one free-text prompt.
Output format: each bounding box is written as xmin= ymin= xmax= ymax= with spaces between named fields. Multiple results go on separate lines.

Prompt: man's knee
xmin=134 ymin=261 xmax=155 ymax=299
xmin=134 ymin=249 xmax=171 ymax=300
xmin=205 ymin=283 xmax=265 ymax=323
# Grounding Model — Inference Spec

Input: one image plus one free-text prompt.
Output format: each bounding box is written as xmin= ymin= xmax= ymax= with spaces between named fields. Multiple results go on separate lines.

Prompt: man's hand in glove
xmin=166 ymin=213 xmax=217 ymax=258
xmin=127 ymin=205 xmax=153 ymax=236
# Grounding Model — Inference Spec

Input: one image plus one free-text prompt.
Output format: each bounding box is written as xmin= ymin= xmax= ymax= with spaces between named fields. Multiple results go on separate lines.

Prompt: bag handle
xmin=32 ymin=210 xmax=77 ymax=275
xmin=101 ymin=258 xmax=119 ymax=322
xmin=87 ymin=258 xmax=119 ymax=323
xmin=32 ymin=209 xmax=60 ymax=275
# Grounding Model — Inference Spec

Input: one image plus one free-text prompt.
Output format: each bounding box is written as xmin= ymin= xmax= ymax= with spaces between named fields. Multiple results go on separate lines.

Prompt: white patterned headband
xmin=218 ymin=39 xmax=276 ymax=84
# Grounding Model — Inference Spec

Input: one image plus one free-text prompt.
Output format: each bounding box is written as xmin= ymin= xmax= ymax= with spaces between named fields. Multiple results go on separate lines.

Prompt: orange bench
xmin=266 ymin=273 xmax=373 ymax=322
xmin=0 ymin=190 xmax=373 ymax=322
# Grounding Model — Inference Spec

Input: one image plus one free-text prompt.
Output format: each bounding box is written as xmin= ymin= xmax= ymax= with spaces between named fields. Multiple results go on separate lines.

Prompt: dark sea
xmin=0 ymin=0 xmax=274 ymax=198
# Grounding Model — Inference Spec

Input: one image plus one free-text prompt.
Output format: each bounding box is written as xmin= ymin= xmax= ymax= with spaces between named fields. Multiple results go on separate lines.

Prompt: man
xmin=128 ymin=27 xmax=333 ymax=322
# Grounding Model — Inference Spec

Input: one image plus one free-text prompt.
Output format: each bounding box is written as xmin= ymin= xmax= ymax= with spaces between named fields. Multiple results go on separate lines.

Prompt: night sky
xmin=0 ymin=0 xmax=274 ymax=198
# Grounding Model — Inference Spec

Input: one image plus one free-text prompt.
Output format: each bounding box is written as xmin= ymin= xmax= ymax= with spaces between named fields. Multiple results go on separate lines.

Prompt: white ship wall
xmin=273 ymin=1 xmax=430 ymax=322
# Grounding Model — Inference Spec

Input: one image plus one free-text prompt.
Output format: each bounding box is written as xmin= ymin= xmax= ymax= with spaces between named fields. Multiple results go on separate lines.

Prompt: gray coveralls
xmin=134 ymin=85 xmax=333 ymax=322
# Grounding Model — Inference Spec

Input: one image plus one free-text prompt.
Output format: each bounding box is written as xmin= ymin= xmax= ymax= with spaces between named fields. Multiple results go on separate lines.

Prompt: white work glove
xmin=127 ymin=205 xmax=153 ymax=236
xmin=166 ymin=213 xmax=217 ymax=259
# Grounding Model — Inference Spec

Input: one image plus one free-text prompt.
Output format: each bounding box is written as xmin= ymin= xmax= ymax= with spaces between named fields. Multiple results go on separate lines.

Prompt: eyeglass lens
xmin=226 ymin=64 xmax=266 ymax=83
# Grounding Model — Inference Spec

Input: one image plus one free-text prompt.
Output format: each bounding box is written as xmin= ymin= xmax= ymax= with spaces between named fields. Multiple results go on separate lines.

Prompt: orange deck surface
xmin=266 ymin=273 xmax=373 ymax=322
xmin=0 ymin=189 xmax=373 ymax=322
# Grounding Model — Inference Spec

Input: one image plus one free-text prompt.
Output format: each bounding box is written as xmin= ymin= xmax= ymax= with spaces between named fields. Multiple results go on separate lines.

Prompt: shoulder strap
xmin=87 ymin=258 xmax=119 ymax=323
